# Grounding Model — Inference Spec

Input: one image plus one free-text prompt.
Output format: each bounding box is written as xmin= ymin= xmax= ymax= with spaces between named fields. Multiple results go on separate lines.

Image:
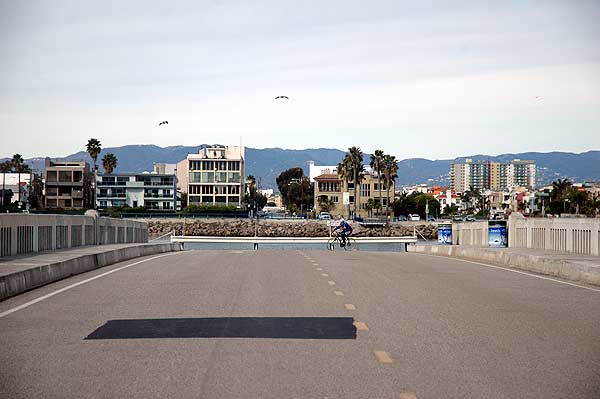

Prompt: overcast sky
xmin=1 ymin=0 xmax=599 ymax=160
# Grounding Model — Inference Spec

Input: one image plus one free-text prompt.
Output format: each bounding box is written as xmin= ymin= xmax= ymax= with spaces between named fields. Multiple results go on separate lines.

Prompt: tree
xmin=337 ymin=156 xmax=353 ymax=218
xmin=370 ymin=150 xmax=385 ymax=215
xmin=0 ymin=160 xmax=12 ymax=209
xmin=29 ymin=173 xmax=44 ymax=209
xmin=568 ymin=187 xmax=588 ymax=215
xmin=244 ymin=175 xmax=268 ymax=214
xmin=348 ymin=147 xmax=365 ymax=219
xmin=382 ymin=154 xmax=398 ymax=219
xmin=366 ymin=198 xmax=375 ymax=217
xmin=86 ymin=138 xmax=102 ymax=172
xmin=318 ymin=195 xmax=335 ymax=213
xmin=102 ymin=153 xmax=118 ymax=174
xmin=275 ymin=168 xmax=313 ymax=213
xmin=551 ymin=178 xmax=572 ymax=201
xmin=11 ymin=154 xmax=31 ymax=204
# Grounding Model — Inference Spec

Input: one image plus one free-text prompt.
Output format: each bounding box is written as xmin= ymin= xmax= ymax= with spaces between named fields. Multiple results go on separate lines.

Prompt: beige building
xmin=177 ymin=145 xmax=245 ymax=207
xmin=313 ymin=169 xmax=394 ymax=218
xmin=451 ymin=159 xmax=536 ymax=192
xmin=44 ymin=159 xmax=90 ymax=209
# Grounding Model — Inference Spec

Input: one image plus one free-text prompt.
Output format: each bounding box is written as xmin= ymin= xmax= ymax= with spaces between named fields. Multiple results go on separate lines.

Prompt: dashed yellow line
xmin=316 ymin=267 xmax=323 ymax=271
xmin=374 ymin=350 xmax=393 ymax=363
xmin=334 ymin=290 xmax=344 ymax=296
xmin=353 ymin=321 xmax=369 ymax=331
xmin=321 ymin=273 xmax=329 ymax=277
xmin=344 ymin=304 xmax=356 ymax=310
xmin=399 ymin=392 xmax=417 ymax=399
xmin=327 ymin=281 xmax=336 ymax=285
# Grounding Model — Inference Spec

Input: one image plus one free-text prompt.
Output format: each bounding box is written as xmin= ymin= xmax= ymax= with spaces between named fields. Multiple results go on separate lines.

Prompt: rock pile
xmin=147 ymin=219 xmax=438 ymax=239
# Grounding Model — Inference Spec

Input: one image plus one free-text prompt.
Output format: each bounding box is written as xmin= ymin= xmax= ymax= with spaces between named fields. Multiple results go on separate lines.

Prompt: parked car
xmin=318 ymin=212 xmax=331 ymax=220
xmin=409 ymin=214 xmax=421 ymax=221
xmin=397 ymin=215 xmax=408 ymax=221
xmin=452 ymin=215 xmax=464 ymax=222
xmin=465 ymin=215 xmax=477 ymax=222
xmin=426 ymin=215 xmax=436 ymax=222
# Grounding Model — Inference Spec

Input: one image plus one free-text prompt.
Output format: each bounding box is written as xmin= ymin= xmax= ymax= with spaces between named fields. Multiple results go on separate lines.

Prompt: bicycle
xmin=327 ymin=233 xmax=357 ymax=251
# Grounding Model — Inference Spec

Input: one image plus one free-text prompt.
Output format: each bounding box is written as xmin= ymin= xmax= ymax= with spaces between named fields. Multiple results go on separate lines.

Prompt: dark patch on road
xmin=85 ymin=317 xmax=357 ymax=340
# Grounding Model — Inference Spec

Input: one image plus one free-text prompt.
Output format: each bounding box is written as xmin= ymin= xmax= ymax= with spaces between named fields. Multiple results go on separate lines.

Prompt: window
xmin=201 ymin=161 xmax=214 ymax=170
xmin=331 ymin=196 xmax=339 ymax=203
xmin=228 ymin=172 xmax=240 ymax=183
xmin=228 ymin=161 xmax=240 ymax=171
xmin=215 ymin=172 xmax=227 ymax=183
xmin=360 ymin=183 xmax=371 ymax=197
xmin=189 ymin=172 xmax=202 ymax=183
xmin=228 ymin=195 xmax=239 ymax=204
xmin=201 ymin=172 xmax=214 ymax=183
xmin=201 ymin=196 xmax=213 ymax=203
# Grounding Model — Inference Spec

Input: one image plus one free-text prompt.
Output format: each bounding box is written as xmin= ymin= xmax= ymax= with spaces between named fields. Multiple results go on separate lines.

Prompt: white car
xmin=409 ymin=214 xmax=421 ymax=221
xmin=319 ymin=212 xmax=331 ymax=220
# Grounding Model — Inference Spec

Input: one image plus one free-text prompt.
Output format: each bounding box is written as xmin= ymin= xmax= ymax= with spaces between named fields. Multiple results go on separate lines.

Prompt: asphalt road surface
xmin=1 ymin=250 xmax=599 ymax=398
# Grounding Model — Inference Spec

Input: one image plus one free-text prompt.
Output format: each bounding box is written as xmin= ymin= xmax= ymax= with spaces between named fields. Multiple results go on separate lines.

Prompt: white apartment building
xmin=450 ymin=159 xmax=536 ymax=192
xmin=96 ymin=173 xmax=177 ymax=210
xmin=177 ymin=145 xmax=245 ymax=207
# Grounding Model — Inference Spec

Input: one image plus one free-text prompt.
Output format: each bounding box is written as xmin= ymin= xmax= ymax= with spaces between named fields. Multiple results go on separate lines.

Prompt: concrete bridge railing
xmin=450 ymin=214 xmax=600 ymax=256
xmin=508 ymin=214 xmax=600 ymax=256
xmin=0 ymin=212 xmax=148 ymax=258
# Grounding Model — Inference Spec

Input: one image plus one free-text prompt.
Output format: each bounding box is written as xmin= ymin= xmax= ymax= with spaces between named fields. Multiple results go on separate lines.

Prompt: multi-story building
xmin=313 ymin=167 xmax=394 ymax=218
xmin=0 ymin=173 xmax=31 ymax=205
xmin=177 ymin=145 xmax=245 ymax=207
xmin=44 ymin=159 xmax=89 ymax=209
xmin=450 ymin=159 xmax=536 ymax=192
xmin=96 ymin=173 xmax=177 ymax=210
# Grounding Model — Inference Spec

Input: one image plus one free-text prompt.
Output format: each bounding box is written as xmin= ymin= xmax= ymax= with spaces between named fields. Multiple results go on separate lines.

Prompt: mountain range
xmin=3 ymin=146 xmax=599 ymax=189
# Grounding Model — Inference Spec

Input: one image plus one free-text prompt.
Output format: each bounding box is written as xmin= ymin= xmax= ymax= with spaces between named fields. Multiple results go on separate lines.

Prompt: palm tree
xmin=337 ymin=156 xmax=353 ymax=218
xmin=0 ymin=160 xmax=12 ymax=208
xmin=348 ymin=147 xmax=365 ymax=219
xmin=382 ymin=154 xmax=398 ymax=219
xmin=102 ymin=153 xmax=118 ymax=174
xmin=551 ymin=178 xmax=572 ymax=201
xmin=370 ymin=149 xmax=385 ymax=215
xmin=11 ymin=154 xmax=31 ymax=204
xmin=86 ymin=138 xmax=102 ymax=172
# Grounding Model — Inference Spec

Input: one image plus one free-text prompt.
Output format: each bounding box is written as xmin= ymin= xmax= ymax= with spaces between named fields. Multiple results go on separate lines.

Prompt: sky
xmin=1 ymin=0 xmax=600 ymax=160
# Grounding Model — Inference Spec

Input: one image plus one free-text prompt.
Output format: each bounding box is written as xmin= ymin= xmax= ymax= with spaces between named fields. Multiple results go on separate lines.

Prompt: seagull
xmin=275 ymin=96 xmax=289 ymax=100
xmin=158 ymin=121 xmax=169 ymax=126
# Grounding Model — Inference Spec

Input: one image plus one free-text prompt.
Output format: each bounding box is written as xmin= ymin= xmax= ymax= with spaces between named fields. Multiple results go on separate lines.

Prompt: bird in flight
xmin=158 ymin=121 xmax=168 ymax=126
xmin=275 ymin=96 xmax=289 ymax=100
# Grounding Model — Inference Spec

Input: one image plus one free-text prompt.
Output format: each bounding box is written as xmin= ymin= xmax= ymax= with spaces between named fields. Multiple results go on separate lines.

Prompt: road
xmin=1 ymin=250 xmax=599 ymax=398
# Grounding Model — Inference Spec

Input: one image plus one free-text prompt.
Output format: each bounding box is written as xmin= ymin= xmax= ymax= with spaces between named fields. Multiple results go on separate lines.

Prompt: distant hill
xmin=4 ymin=146 xmax=599 ymax=189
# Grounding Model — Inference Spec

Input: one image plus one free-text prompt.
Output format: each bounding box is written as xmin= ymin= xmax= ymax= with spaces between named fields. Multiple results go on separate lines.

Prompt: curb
xmin=407 ymin=245 xmax=600 ymax=286
xmin=0 ymin=243 xmax=182 ymax=301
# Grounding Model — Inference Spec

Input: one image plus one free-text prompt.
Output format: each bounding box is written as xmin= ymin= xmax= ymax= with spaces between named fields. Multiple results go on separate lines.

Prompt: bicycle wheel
xmin=345 ymin=237 xmax=357 ymax=251
xmin=326 ymin=236 xmax=337 ymax=251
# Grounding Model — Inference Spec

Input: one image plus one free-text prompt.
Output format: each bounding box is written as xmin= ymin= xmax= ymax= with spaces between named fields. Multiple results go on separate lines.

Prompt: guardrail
xmin=171 ymin=235 xmax=417 ymax=250
xmin=0 ymin=212 xmax=148 ymax=258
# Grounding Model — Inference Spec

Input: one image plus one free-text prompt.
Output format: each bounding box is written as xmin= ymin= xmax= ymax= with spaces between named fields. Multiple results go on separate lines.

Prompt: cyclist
xmin=333 ymin=217 xmax=353 ymax=247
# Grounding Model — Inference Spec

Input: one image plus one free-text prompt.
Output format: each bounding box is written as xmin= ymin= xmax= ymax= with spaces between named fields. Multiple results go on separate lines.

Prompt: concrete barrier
xmin=508 ymin=213 xmax=600 ymax=256
xmin=0 ymin=213 xmax=148 ymax=258
xmin=0 ymin=243 xmax=181 ymax=300
xmin=407 ymin=244 xmax=600 ymax=286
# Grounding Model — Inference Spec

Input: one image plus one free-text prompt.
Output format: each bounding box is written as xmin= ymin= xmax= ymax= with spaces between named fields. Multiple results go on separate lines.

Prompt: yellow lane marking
xmin=334 ymin=291 xmax=344 ymax=296
xmin=327 ymin=281 xmax=336 ymax=285
xmin=316 ymin=267 xmax=323 ymax=271
xmin=374 ymin=350 xmax=393 ymax=363
xmin=399 ymin=392 xmax=417 ymax=399
xmin=312 ymin=263 xmax=319 ymax=266
xmin=321 ymin=273 xmax=329 ymax=277
xmin=344 ymin=304 xmax=356 ymax=310
xmin=354 ymin=321 xmax=369 ymax=331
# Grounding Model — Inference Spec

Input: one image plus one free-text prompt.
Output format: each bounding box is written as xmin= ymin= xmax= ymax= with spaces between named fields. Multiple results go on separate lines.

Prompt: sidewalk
xmin=0 ymin=242 xmax=182 ymax=300
xmin=408 ymin=244 xmax=600 ymax=286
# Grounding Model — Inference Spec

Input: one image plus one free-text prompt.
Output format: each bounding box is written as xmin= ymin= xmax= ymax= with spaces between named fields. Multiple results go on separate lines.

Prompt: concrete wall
xmin=0 ymin=213 xmax=148 ymax=258
xmin=452 ymin=221 xmax=488 ymax=247
xmin=508 ymin=214 xmax=600 ymax=256
xmin=0 ymin=242 xmax=181 ymax=300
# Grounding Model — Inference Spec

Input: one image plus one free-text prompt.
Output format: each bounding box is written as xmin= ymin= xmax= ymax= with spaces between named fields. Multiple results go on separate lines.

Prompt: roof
xmin=314 ymin=173 xmax=342 ymax=181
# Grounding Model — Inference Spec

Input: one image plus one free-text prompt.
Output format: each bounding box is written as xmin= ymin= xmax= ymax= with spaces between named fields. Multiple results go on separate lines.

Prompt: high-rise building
xmin=178 ymin=145 xmax=245 ymax=207
xmin=450 ymin=159 xmax=536 ymax=192
xmin=44 ymin=159 xmax=90 ymax=209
